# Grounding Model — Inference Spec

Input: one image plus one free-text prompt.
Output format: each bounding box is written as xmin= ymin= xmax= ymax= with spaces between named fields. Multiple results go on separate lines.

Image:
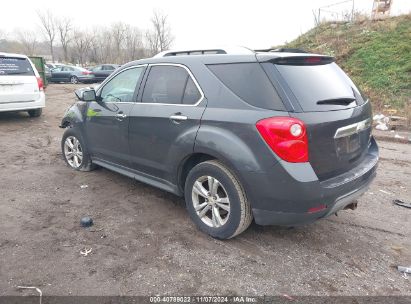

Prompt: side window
xmin=207 ymin=63 xmax=285 ymax=111
xmin=142 ymin=65 xmax=201 ymax=105
xmin=100 ymin=67 xmax=144 ymax=103
xmin=103 ymin=65 xmax=114 ymax=71
xmin=93 ymin=66 xmax=103 ymax=71
xmin=182 ymin=77 xmax=201 ymax=104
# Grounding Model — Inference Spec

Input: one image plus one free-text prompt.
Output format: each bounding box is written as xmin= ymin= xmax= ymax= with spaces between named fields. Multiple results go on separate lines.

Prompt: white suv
xmin=0 ymin=52 xmax=45 ymax=117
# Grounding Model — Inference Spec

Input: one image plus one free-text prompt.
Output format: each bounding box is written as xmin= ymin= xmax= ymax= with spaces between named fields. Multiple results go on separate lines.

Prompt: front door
xmin=128 ymin=64 xmax=206 ymax=184
xmin=51 ymin=67 xmax=64 ymax=82
xmin=85 ymin=66 xmax=146 ymax=167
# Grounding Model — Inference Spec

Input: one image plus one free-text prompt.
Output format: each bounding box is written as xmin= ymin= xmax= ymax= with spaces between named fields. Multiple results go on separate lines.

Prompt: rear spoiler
xmin=254 ymin=48 xmax=308 ymax=53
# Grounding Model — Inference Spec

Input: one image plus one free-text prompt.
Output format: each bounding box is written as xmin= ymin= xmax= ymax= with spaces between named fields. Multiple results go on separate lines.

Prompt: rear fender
xmin=194 ymin=125 xmax=267 ymax=175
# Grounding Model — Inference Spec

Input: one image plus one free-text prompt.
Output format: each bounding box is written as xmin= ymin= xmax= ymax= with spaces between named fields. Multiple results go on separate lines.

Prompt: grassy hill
xmin=282 ymin=14 xmax=411 ymax=117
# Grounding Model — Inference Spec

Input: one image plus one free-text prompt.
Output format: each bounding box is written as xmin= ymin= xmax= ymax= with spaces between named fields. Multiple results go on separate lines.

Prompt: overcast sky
xmin=1 ymin=0 xmax=410 ymax=49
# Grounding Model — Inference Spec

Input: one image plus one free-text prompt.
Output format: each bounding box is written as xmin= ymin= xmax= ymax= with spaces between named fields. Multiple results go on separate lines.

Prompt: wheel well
xmin=60 ymin=120 xmax=72 ymax=128
xmin=179 ymin=153 xmax=216 ymax=192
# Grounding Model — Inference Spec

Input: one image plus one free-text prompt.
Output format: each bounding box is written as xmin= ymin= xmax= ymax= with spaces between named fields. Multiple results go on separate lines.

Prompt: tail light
xmin=256 ymin=117 xmax=308 ymax=163
xmin=82 ymin=71 xmax=91 ymax=75
xmin=36 ymin=77 xmax=44 ymax=91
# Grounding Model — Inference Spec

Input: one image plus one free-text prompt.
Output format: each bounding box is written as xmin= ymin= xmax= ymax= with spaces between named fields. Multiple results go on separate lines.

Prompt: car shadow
xmin=0 ymin=111 xmax=32 ymax=122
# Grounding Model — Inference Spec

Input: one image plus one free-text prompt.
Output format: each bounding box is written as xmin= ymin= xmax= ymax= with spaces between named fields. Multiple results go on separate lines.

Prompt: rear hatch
xmin=259 ymin=55 xmax=372 ymax=180
xmin=0 ymin=56 xmax=40 ymax=104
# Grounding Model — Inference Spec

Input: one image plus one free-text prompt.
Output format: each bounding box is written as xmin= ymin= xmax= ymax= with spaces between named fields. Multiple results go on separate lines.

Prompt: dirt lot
xmin=0 ymin=84 xmax=410 ymax=296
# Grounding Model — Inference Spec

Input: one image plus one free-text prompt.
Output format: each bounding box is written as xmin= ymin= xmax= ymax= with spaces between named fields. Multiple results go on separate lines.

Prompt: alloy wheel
xmin=64 ymin=136 xmax=83 ymax=168
xmin=192 ymin=176 xmax=230 ymax=228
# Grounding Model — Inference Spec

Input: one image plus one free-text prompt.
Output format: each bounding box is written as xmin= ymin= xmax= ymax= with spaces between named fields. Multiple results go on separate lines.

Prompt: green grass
xmin=282 ymin=14 xmax=411 ymax=112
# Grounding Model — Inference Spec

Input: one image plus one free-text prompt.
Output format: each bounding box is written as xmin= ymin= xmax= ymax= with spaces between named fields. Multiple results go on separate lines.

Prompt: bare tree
xmin=72 ymin=29 xmax=92 ymax=66
xmin=145 ymin=10 xmax=174 ymax=56
xmin=37 ymin=10 xmax=56 ymax=62
xmin=15 ymin=30 xmax=38 ymax=55
xmin=56 ymin=17 xmax=72 ymax=62
xmin=110 ymin=22 xmax=127 ymax=63
xmin=124 ymin=25 xmax=143 ymax=62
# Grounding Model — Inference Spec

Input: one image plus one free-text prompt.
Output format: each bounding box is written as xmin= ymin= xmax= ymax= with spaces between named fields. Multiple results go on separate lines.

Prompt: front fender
xmin=60 ymin=102 xmax=88 ymax=128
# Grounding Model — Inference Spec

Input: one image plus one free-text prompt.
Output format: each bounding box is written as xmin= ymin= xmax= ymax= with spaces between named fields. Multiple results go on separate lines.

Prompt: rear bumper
xmin=0 ymin=93 xmax=45 ymax=112
xmin=245 ymin=137 xmax=379 ymax=226
xmin=252 ymin=169 xmax=376 ymax=226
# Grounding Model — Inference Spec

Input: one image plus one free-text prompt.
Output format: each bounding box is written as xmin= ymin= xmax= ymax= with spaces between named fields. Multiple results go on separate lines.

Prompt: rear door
xmin=64 ymin=67 xmax=76 ymax=81
xmin=128 ymin=64 xmax=206 ymax=182
xmin=91 ymin=65 xmax=105 ymax=81
xmin=85 ymin=65 xmax=146 ymax=167
xmin=102 ymin=65 xmax=115 ymax=79
xmin=0 ymin=56 xmax=40 ymax=104
xmin=260 ymin=56 xmax=372 ymax=180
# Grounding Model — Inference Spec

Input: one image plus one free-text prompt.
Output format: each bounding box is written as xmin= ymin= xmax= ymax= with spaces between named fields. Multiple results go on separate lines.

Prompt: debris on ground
xmin=17 ymin=286 xmax=42 ymax=304
xmin=379 ymin=189 xmax=393 ymax=196
xmin=389 ymin=115 xmax=408 ymax=130
xmin=80 ymin=248 xmax=92 ymax=256
xmin=80 ymin=216 xmax=93 ymax=227
xmin=394 ymin=134 xmax=405 ymax=139
xmin=80 ymin=184 xmax=88 ymax=189
xmin=373 ymin=114 xmax=389 ymax=131
xmin=397 ymin=266 xmax=411 ymax=274
xmin=393 ymin=199 xmax=411 ymax=209
xmin=391 ymin=245 xmax=404 ymax=252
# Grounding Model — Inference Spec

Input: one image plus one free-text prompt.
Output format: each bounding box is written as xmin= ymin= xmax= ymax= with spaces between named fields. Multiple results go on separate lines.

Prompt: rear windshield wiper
xmin=316 ymin=97 xmax=356 ymax=105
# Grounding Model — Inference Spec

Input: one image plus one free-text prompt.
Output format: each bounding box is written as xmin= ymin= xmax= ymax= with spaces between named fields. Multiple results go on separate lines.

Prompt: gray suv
xmin=60 ymin=47 xmax=378 ymax=239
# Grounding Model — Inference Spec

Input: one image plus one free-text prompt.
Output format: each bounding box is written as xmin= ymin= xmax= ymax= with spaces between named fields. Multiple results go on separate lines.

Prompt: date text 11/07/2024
xmin=149 ymin=296 xmax=258 ymax=303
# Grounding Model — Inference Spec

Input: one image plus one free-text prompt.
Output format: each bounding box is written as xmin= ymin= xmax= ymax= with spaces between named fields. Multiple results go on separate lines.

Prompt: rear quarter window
xmin=207 ymin=63 xmax=285 ymax=111
xmin=0 ymin=57 xmax=34 ymax=76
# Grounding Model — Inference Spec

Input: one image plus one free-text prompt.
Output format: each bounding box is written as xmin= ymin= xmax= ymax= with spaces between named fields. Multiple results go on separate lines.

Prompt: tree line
xmin=0 ymin=9 xmax=174 ymax=66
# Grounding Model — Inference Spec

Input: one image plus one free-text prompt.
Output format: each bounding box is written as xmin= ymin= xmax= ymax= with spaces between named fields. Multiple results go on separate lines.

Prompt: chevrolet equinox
xmin=60 ymin=47 xmax=378 ymax=239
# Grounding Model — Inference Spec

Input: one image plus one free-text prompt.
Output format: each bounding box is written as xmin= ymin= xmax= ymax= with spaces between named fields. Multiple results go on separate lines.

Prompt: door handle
xmin=169 ymin=114 xmax=188 ymax=123
xmin=116 ymin=113 xmax=127 ymax=120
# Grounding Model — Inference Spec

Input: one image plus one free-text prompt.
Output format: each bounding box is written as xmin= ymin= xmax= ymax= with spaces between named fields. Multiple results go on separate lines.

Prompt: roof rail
xmin=254 ymin=48 xmax=308 ymax=53
xmin=153 ymin=46 xmax=255 ymax=58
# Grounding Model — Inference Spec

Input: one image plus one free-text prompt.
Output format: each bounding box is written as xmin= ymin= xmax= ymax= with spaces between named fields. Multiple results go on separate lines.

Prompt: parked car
xmin=60 ymin=47 xmax=378 ymax=239
xmin=0 ymin=52 xmax=45 ymax=117
xmin=49 ymin=65 xmax=94 ymax=84
xmin=46 ymin=63 xmax=65 ymax=70
xmin=45 ymin=66 xmax=51 ymax=80
xmin=89 ymin=64 xmax=120 ymax=82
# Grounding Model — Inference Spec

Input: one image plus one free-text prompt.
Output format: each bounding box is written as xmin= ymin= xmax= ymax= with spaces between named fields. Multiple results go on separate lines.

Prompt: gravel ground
xmin=0 ymin=84 xmax=410 ymax=296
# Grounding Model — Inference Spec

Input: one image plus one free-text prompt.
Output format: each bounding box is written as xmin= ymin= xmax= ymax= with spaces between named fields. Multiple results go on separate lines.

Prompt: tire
xmin=185 ymin=160 xmax=253 ymax=239
xmin=28 ymin=108 xmax=42 ymax=117
xmin=70 ymin=76 xmax=79 ymax=84
xmin=61 ymin=128 xmax=95 ymax=171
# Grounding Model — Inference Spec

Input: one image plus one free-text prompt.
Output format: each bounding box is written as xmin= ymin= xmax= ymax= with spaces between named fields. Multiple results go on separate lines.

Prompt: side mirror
xmin=75 ymin=88 xmax=96 ymax=102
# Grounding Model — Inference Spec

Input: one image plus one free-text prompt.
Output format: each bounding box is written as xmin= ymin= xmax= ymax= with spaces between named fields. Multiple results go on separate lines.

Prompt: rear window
xmin=207 ymin=63 xmax=285 ymax=111
xmin=0 ymin=57 xmax=34 ymax=76
xmin=275 ymin=62 xmax=365 ymax=112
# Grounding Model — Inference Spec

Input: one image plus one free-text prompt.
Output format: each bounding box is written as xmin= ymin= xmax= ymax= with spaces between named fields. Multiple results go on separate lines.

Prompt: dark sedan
xmin=89 ymin=64 xmax=120 ymax=82
xmin=49 ymin=65 xmax=95 ymax=84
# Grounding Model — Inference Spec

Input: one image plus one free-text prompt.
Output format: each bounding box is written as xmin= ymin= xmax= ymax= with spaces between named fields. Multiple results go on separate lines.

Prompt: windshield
xmin=0 ymin=57 xmax=34 ymax=76
xmin=275 ymin=62 xmax=365 ymax=112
